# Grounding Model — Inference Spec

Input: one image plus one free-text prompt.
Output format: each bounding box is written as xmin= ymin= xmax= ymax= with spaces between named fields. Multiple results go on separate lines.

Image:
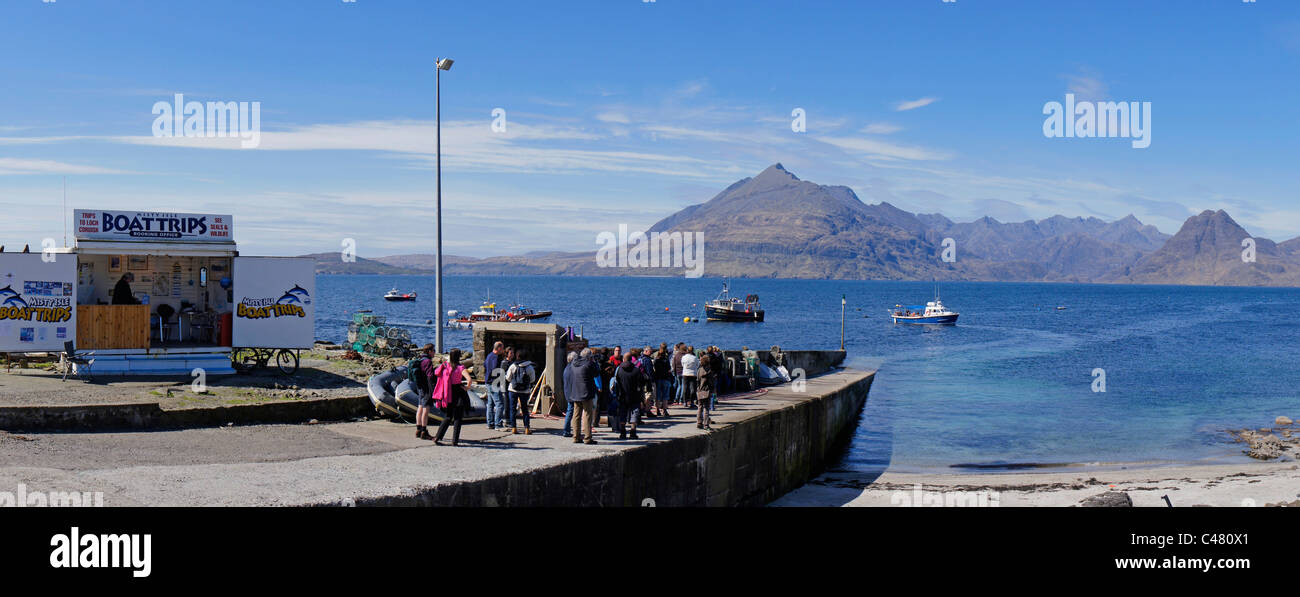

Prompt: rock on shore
xmin=1227 ymin=420 xmax=1300 ymax=461
xmin=1079 ymin=491 xmax=1133 ymax=507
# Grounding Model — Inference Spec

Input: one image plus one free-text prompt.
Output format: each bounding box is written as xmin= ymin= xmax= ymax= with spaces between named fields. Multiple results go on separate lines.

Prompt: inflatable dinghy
xmin=754 ymin=363 xmax=791 ymax=386
xmin=366 ymin=368 xmax=405 ymax=417
xmin=366 ymin=366 xmax=488 ymax=423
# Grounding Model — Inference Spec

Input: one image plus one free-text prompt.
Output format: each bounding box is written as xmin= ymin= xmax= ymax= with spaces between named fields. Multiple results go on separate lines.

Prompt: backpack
xmin=406 ymin=357 xmax=429 ymax=393
xmin=508 ymin=361 xmax=532 ymax=388
xmin=653 ymin=354 xmax=671 ymax=378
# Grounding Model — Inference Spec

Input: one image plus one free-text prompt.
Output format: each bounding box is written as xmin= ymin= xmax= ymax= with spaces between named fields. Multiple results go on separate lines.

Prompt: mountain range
xmin=305 ymin=164 xmax=1300 ymax=287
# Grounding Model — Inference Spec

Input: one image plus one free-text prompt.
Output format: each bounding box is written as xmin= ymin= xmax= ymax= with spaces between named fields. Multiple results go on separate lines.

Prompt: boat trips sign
xmin=76 ymin=209 xmax=233 ymax=242
xmin=231 ymin=257 xmax=315 ymax=349
xmin=0 ymin=254 xmax=77 ymax=353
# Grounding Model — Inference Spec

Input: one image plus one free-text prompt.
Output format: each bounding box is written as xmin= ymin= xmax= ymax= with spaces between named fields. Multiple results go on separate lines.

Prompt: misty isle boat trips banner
xmin=75 ymin=209 xmax=233 ymax=243
xmin=0 ymin=254 xmax=76 ymax=353
xmin=231 ymin=257 xmax=316 ymax=349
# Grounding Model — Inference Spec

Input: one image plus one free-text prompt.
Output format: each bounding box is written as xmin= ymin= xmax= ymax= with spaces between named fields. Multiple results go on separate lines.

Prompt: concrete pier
xmin=0 ymin=368 xmax=874 ymax=506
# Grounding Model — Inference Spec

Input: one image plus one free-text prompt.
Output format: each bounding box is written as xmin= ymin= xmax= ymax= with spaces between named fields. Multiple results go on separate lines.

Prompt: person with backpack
xmin=614 ymin=349 xmax=650 ymax=440
xmin=598 ymin=351 xmax=616 ymax=429
xmin=498 ymin=347 xmax=516 ymax=431
xmin=482 ymin=341 xmax=506 ymax=430
xmin=504 ymin=348 xmax=536 ymax=434
xmin=636 ymin=346 xmax=655 ymax=417
xmin=672 ymin=343 xmax=686 ymax=405
xmin=652 ymin=347 xmax=673 ymax=417
xmin=708 ymin=345 xmax=727 ymax=410
xmin=680 ymin=346 xmax=699 ymax=409
xmin=696 ymin=352 xmax=716 ymax=430
xmin=430 ymin=348 xmax=473 ymax=446
xmin=412 ymin=344 xmax=437 ymax=440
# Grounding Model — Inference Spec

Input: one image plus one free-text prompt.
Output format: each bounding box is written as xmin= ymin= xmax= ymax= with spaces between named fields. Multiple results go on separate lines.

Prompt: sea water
xmin=317 ymin=275 xmax=1299 ymax=473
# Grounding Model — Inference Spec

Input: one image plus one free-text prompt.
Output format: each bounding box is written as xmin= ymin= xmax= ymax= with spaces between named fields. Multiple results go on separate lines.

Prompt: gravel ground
xmin=0 ymin=422 xmax=398 ymax=470
xmin=0 ymin=351 xmax=376 ymax=408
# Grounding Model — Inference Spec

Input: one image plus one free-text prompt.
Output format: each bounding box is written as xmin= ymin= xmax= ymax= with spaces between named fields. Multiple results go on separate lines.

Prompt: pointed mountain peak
xmin=1174 ymin=209 xmax=1248 ymax=239
xmin=754 ymin=163 xmax=799 ymax=182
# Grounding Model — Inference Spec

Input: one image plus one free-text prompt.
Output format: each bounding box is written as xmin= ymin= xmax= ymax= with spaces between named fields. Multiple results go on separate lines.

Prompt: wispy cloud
xmin=0 ymin=158 xmax=129 ymax=176
xmin=596 ymin=111 xmax=631 ymax=124
xmin=861 ymin=123 xmax=903 ymax=135
xmin=1063 ymin=69 xmax=1108 ymax=101
xmin=895 ymin=97 xmax=938 ymax=111
xmin=815 ymin=135 xmax=952 ymax=161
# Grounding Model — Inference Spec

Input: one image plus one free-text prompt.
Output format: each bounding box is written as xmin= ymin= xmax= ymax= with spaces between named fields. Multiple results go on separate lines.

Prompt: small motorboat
xmin=704 ymin=281 xmax=764 ymax=322
xmin=383 ymin=288 xmax=417 ymax=302
xmin=504 ymin=304 xmax=553 ymax=323
xmin=446 ymin=302 xmax=509 ymax=329
xmin=890 ymin=288 xmax=959 ymax=325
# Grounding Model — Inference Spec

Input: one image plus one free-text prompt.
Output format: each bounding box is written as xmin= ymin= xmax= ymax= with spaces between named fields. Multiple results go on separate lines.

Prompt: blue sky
xmin=2 ymin=0 xmax=1298 ymax=257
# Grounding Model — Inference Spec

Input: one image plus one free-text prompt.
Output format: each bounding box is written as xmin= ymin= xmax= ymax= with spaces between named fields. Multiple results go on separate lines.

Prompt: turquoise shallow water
xmin=316 ymin=275 xmax=1299 ymax=473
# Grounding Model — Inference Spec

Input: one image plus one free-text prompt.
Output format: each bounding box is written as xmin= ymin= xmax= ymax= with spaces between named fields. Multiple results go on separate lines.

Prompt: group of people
xmin=560 ymin=343 xmax=732 ymax=444
xmin=406 ymin=340 xmax=736 ymax=447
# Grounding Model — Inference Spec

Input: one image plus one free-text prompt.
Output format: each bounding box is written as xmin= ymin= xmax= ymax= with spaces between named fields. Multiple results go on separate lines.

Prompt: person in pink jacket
xmin=428 ymin=348 xmax=473 ymax=446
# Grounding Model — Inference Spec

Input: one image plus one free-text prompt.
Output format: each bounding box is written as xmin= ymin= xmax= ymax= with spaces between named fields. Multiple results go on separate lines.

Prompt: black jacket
xmin=615 ymin=360 xmax=649 ymax=401
xmin=111 ymin=277 xmax=138 ymax=305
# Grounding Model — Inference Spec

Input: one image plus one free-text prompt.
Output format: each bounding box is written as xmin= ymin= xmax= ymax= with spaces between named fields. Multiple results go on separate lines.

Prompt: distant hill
xmin=302 ymin=252 xmax=427 ymax=275
xmin=372 ymin=253 xmax=485 ymax=271
xmin=305 ymin=165 xmax=1300 ymax=287
xmin=1118 ymin=210 xmax=1300 ymax=286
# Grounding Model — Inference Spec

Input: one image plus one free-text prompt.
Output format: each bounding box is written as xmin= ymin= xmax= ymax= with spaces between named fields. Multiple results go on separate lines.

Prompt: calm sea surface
xmin=317 ymin=275 xmax=1299 ymax=473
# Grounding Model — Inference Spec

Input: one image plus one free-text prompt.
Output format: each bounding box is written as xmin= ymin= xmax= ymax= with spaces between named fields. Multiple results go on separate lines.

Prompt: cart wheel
xmin=276 ymin=349 xmax=299 ymax=375
xmin=231 ymin=348 xmax=259 ymax=373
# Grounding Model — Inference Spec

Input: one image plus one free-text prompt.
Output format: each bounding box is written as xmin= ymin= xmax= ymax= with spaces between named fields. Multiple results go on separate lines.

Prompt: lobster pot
xmin=352 ymin=313 xmax=386 ymax=327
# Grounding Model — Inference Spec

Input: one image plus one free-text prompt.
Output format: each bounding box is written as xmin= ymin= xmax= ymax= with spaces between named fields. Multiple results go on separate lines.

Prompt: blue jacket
xmin=562 ymin=363 xmax=573 ymax=401
xmin=483 ymin=351 xmax=502 ymax=389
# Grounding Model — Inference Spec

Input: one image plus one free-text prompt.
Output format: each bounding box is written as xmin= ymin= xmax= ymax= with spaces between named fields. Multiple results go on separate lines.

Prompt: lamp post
xmin=434 ymin=57 xmax=454 ymax=354
xmin=840 ymin=294 xmax=846 ymax=351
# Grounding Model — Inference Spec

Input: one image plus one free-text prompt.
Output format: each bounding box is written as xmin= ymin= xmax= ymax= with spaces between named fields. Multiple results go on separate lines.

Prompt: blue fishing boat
xmin=890 ymin=289 xmax=959 ymax=325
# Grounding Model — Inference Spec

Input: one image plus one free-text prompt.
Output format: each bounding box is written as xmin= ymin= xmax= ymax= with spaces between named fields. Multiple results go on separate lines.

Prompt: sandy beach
xmin=772 ymin=461 xmax=1300 ymax=507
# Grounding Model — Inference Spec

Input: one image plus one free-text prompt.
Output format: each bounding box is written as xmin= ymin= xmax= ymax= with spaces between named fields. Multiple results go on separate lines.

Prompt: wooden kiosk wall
xmin=76 ymin=305 xmax=150 ymax=349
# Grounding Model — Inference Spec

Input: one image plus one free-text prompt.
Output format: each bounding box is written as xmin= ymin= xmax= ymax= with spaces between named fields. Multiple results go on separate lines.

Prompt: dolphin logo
xmin=0 ymin=285 xmax=28 ymax=309
xmin=279 ymin=284 xmax=310 ymax=305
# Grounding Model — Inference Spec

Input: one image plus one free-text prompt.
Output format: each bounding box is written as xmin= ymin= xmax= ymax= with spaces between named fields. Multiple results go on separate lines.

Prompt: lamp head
xmin=436 ymin=58 xmax=454 ymax=71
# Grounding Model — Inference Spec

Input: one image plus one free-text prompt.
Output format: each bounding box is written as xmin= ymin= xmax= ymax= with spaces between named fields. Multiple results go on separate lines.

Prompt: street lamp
xmin=840 ymin=294 xmax=846 ymax=351
xmin=434 ymin=57 xmax=453 ymax=353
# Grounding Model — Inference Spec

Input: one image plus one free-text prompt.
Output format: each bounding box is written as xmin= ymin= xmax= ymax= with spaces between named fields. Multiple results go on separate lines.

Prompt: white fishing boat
xmin=890 ymin=288 xmax=959 ymax=325
xmin=383 ymin=288 xmax=417 ymax=302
